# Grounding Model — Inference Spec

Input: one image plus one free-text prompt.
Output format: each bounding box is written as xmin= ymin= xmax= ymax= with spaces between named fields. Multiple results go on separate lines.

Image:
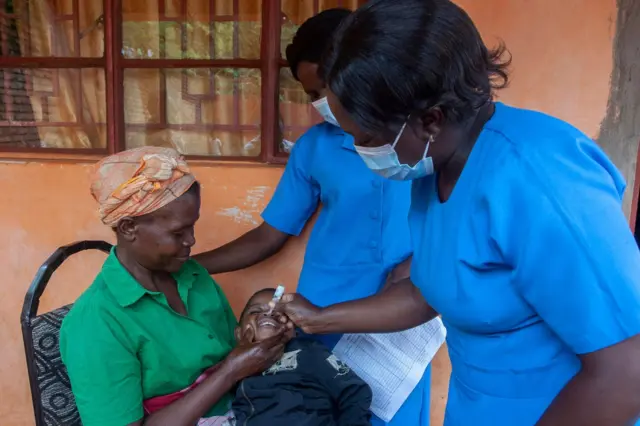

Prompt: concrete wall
xmin=597 ymin=0 xmax=640 ymax=217
xmin=2 ymin=1 xmax=637 ymax=425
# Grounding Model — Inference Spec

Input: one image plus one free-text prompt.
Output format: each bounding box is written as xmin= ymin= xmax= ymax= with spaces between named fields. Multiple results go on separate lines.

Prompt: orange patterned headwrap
xmin=90 ymin=147 xmax=196 ymax=227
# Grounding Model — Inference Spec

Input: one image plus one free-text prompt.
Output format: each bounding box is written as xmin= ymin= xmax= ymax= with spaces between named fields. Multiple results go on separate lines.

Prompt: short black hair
xmin=286 ymin=8 xmax=352 ymax=81
xmin=239 ymin=288 xmax=277 ymax=322
xmin=323 ymin=0 xmax=511 ymax=133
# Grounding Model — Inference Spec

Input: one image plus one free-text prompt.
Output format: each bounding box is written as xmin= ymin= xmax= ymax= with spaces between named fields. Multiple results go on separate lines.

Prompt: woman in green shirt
xmin=60 ymin=147 xmax=290 ymax=426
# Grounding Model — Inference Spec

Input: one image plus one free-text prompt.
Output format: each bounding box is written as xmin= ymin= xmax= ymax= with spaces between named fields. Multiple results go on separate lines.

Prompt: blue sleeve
xmin=494 ymin=137 xmax=640 ymax=355
xmin=262 ymin=128 xmax=320 ymax=236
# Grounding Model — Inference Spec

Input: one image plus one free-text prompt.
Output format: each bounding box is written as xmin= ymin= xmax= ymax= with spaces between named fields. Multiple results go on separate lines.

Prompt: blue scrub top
xmin=262 ymin=123 xmax=430 ymax=426
xmin=263 ymin=122 xmax=413 ymax=306
xmin=410 ymin=102 xmax=640 ymax=425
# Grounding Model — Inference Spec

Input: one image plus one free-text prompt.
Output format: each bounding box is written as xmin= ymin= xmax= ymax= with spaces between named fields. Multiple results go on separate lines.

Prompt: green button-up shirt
xmin=60 ymin=248 xmax=237 ymax=425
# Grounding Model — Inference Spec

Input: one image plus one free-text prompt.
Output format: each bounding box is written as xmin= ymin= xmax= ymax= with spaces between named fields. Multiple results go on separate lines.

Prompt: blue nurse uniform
xmin=409 ymin=102 xmax=640 ymax=425
xmin=263 ymin=122 xmax=431 ymax=426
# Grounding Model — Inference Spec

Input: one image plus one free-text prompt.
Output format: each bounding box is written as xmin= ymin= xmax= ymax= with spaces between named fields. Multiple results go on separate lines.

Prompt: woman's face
xmin=327 ymin=90 xmax=435 ymax=167
xmin=119 ymin=190 xmax=200 ymax=273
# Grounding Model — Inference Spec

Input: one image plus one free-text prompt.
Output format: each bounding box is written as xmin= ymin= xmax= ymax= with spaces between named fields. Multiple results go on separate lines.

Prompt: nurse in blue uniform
xmin=195 ymin=9 xmax=431 ymax=426
xmin=274 ymin=1 xmax=640 ymax=425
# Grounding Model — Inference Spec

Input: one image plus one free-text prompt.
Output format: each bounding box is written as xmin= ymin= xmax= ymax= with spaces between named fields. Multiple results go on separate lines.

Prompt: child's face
xmin=237 ymin=291 xmax=295 ymax=343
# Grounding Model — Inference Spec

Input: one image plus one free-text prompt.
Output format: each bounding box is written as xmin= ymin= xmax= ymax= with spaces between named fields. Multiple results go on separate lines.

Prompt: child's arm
xmin=307 ymin=344 xmax=373 ymax=426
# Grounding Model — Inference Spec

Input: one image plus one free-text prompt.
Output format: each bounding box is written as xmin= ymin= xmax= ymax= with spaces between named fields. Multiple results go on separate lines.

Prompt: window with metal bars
xmin=0 ymin=0 xmax=363 ymax=162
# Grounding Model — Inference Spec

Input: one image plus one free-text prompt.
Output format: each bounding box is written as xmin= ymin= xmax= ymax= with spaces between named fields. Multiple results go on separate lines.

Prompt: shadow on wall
xmin=634 ymin=140 xmax=640 ymax=246
xmin=635 ymin=205 xmax=639 ymax=246
xmin=635 ymin=153 xmax=640 ymax=246
xmin=597 ymin=0 xmax=640 ymax=217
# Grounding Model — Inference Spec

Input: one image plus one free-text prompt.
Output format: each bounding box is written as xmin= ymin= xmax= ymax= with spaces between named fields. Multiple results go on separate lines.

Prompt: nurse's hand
xmin=269 ymin=293 xmax=323 ymax=334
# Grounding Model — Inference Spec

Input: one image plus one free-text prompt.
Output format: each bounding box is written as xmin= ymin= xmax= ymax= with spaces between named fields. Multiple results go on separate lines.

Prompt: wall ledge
xmin=0 ymin=151 xmax=287 ymax=169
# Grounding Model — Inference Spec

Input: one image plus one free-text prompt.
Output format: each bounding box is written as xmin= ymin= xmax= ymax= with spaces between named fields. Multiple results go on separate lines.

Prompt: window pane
xmin=124 ymin=68 xmax=261 ymax=157
xmin=0 ymin=68 xmax=106 ymax=148
xmin=122 ymin=0 xmax=261 ymax=60
xmin=281 ymin=0 xmax=360 ymax=58
xmin=279 ymin=67 xmax=321 ymax=153
xmin=0 ymin=0 xmax=104 ymax=57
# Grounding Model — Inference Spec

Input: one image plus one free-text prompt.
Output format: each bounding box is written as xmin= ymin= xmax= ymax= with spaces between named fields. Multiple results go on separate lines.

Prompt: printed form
xmin=333 ymin=318 xmax=447 ymax=422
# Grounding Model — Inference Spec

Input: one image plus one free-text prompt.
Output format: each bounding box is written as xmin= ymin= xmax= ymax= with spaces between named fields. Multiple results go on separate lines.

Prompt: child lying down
xmin=229 ymin=288 xmax=373 ymax=426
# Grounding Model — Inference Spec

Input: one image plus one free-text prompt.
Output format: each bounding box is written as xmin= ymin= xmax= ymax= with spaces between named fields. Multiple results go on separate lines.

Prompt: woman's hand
xmin=270 ymin=293 xmax=323 ymax=334
xmin=139 ymin=326 xmax=287 ymax=426
xmin=223 ymin=328 xmax=289 ymax=381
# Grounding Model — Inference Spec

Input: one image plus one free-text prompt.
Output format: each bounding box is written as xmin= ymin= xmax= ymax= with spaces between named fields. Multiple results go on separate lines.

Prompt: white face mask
xmin=355 ymin=121 xmax=435 ymax=181
xmin=312 ymin=96 xmax=340 ymax=127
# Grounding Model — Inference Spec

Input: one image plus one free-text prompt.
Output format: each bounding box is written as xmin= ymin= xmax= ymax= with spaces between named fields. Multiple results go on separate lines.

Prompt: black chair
xmin=21 ymin=241 xmax=112 ymax=426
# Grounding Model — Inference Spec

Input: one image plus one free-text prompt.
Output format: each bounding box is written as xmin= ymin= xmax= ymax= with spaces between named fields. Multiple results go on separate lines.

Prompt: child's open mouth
xmin=257 ymin=317 xmax=280 ymax=329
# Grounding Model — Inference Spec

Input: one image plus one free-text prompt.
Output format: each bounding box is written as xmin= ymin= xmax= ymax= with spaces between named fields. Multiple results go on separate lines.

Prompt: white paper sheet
xmin=332 ymin=318 xmax=447 ymax=422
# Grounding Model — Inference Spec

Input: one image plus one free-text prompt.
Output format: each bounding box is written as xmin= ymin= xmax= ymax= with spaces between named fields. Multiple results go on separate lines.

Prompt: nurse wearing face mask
xmin=195 ymin=8 xmax=432 ymax=426
xmin=274 ymin=1 xmax=640 ymax=425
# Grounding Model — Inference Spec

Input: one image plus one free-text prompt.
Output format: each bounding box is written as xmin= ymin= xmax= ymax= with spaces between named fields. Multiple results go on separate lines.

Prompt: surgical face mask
xmin=355 ymin=121 xmax=435 ymax=181
xmin=312 ymin=96 xmax=340 ymax=127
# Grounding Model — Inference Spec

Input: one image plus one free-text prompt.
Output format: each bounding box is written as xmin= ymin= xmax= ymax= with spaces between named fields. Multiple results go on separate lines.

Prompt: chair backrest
xmin=21 ymin=241 xmax=112 ymax=426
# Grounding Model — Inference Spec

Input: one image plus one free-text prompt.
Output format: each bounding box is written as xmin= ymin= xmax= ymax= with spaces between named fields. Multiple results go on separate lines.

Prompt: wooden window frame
xmin=0 ymin=0 xmax=111 ymax=158
xmin=0 ymin=0 xmax=364 ymax=163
